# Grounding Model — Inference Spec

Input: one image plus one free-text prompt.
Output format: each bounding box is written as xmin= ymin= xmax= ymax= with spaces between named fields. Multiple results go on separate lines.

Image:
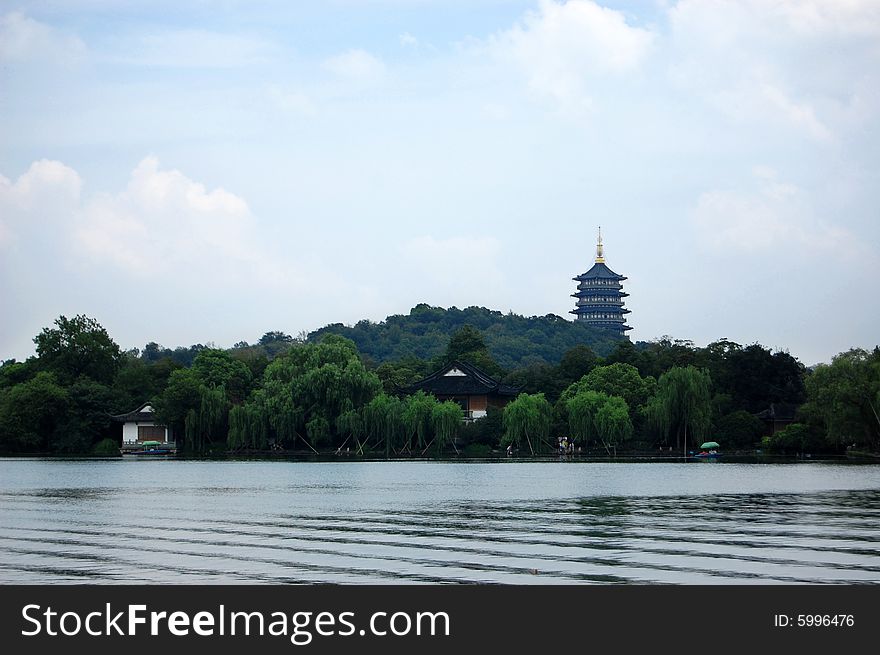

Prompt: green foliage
xmin=566 ymin=390 xmax=609 ymax=447
xmin=462 ymin=443 xmax=492 ymax=458
xmin=306 ymin=415 xmax=331 ymax=448
xmin=715 ymin=410 xmax=764 ymax=448
xmin=0 ymin=372 xmax=68 ymax=452
xmin=761 ymin=423 xmax=826 ymax=454
xmin=502 ymin=393 xmax=552 ymax=455
xmin=578 ymin=363 xmax=655 ymax=414
xmin=191 ymin=349 xmax=253 ymax=403
xmin=431 ymin=401 xmax=464 ymax=455
xmin=53 ymin=378 xmax=117 ymax=453
xmin=375 ymin=357 xmax=430 ymax=394
xmin=402 ymin=391 xmax=438 ymax=450
xmin=227 ymin=398 xmax=269 ymax=451
xmin=595 ymin=396 xmax=632 ymax=456
xmin=92 ymin=438 xmax=120 ymax=456
xmin=310 ymin=305 xmax=624 ymax=371
xmin=153 ymin=368 xmax=201 ymax=435
xmin=362 ymin=393 xmax=407 ymax=456
xmin=34 ymin=315 xmax=122 ymax=385
xmin=0 ymin=359 xmax=35 ymax=389
xmin=801 ymin=348 xmax=880 ymax=450
xmin=458 ymin=405 xmax=504 ymax=449
xmin=647 ymin=366 xmax=713 ymax=453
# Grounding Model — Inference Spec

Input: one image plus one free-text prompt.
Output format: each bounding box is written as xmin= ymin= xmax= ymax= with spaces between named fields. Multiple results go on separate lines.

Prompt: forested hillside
xmin=309 ymin=304 xmax=624 ymax=370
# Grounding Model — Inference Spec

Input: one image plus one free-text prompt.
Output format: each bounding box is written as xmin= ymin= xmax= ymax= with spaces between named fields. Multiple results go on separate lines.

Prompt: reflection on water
xmin=1 ymin=459 xmax=879 ymax=584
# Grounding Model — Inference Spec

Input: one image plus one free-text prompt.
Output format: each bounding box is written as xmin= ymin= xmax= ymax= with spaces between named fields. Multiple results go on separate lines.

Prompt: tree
xmin=594 ymin=396 xmax=632 ymax=457
xmin=647 ymin=366 xmax=712 ymax=455
xmin=577 ymin=363 xmax=656 ymax=419
xmin=431 ymin=401 xmax=463 ymax=455
xmin=502 ymin=393 xmax=552 ymax=455
xmin=801 ymin=348 xmax=880 ymax=451
xmin=566 ymin=390 xmax=609 ymax=448
xmin=443 ymin=325 xmax=504 ymax=378
xmin=153 ymin=368 xmax=202 ymax=439
xmin=0 ymin=372 xmax=68 ymax=452
xmin=760 ymin=423 xmax=826 ymax=455
xmin=362 ymin=393 xmax=407 ymax=457
xmin=259 ymin=331 xmax=294 ymax=345
xmin=191 ymin=349 xmax=253 ymax=404
xmin=402 ymin=391 xmax=438 ymax=451
xmin=53 ymin=377 xmax=117 ymax=453
xmin=34 ymin=315 xmax=122 ymax=384
xmin=715 ymin=410 xmax=764 ymax=449
xmin=262 ymin=335 xmax=381 ymax=449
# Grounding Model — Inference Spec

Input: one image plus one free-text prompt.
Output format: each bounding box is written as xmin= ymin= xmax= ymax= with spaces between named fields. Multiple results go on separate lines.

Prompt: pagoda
xmin=570 ymin=227 xmax=632 ymax=336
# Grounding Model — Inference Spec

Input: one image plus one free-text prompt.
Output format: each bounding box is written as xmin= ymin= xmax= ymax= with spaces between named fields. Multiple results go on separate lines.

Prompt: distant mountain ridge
xmin=308 ymin=304 xmax=626 ymax=371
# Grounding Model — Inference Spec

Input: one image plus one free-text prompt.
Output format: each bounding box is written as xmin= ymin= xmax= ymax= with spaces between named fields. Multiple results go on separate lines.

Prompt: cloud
xmin=323 ymin=49 xmax=386 ymax=80
xmin=1 ymin=156 xmax=305 ymax=292
xmin=75 ymin=157 xmax=297 ymax=290
xmin=111 ymin=29 xmax=277 ymax=68
xmin=0 ymin=160 xmax=82 ymax=246
xmin=668 ymin=0 xmax=880 ymax=142
xmin=399 ymin=32 xmax=418 ymax=47
xmin=0 ymin=11 xmax=86 ymax=64
xmin=693 ymin=167 xmax=854 ymax=254
xmin=482 ymin=0 xmax=653 ymax=109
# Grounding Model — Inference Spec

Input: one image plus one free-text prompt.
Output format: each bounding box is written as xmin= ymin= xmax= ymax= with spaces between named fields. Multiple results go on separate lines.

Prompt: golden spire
xmin=595 ymin=225 xmax=605 ymax=263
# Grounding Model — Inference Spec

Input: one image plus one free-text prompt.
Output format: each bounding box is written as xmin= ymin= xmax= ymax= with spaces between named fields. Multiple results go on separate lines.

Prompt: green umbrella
xmin=700 ymin=441 xmax=720 ymax=449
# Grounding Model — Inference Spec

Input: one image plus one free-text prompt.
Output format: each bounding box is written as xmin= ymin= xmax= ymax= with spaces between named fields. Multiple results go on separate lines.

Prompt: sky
xmin=1 ymin=0 xmax=878 ymax=367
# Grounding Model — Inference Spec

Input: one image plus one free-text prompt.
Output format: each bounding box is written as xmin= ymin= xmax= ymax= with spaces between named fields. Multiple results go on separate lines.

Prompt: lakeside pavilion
xmin=403 ymin=360 xmax=520 ymax=420
xmin=571 ymin=227 xmax=632 ymax=336
xmin=110 ymin=402 xmax=175 ymax=450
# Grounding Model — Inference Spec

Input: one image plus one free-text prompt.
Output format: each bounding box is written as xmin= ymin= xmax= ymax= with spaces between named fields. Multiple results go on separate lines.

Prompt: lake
xmin=1 ymin=458 xmax=879 ymax=584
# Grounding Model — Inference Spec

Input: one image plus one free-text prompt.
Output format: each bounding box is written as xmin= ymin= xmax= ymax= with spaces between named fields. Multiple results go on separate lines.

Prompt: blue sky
xmin=1 ymin=0 xmax=878 ymax=366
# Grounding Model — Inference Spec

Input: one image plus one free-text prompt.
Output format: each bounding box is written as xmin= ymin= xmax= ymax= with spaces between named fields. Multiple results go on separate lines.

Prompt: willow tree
xmin=227 ymin=399 xmax=269 ymax=451
xmin=262 ymin=334 xmax=381 ymax=449
xmin=362 ymin=393 xmax=407 ymax=457
xmin=184 ymin=385 xmax=227 ymax=453
xmin=431 ymin=401 xmax=463 ymax=455
xmin=403 ymin=391 xmax=438 ymax=452
xmin=595 ymin=396 xmax=632 ymax=457
xmin=566 ymin=390 xmax=609 ymax=448
xmin=336 ymin=409 xmax=363 ymax=453
xmin=502 ymin=393 xmax=552 ymax=455
xmin=648 ymin=366 xmax=712 ymax=456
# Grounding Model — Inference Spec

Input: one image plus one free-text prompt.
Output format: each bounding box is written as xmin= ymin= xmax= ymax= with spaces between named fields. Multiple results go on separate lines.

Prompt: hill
xmin=308 ymin=304 xmax=626 ymax=371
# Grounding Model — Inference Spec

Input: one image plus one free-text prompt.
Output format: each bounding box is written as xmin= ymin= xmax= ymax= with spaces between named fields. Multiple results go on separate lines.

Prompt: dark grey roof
xmin=110 ymin=402 xmax=158 ymax=422
xmin=404 ymin=361 xmax=520 ymax=397
xmin=573 ymin=262 xmax=626 ymax=281
xmin=754 ymin=403 xmax=799 ymax=421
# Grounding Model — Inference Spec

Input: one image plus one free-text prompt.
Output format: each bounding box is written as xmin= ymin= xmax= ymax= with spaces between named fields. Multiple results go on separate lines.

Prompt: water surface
xmin=1 ymin=459 xmax=879 ymax=584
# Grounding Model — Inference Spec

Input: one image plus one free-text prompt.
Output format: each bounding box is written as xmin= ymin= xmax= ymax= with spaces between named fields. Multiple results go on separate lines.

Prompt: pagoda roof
xmin=573 ymin=262 xmax=626 ymax=281
xmin=110 ymin=402 xmax=159 ymax=423
xmin=404 ymin=360 xmax=520 ymax=397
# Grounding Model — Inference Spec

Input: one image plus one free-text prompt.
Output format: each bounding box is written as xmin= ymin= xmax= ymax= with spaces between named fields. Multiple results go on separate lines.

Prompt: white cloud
xmin=112 ymin=29 xmax=276 ymax=68
xmin=323 ymin=49 xmax=386 ymax=80
xmin=693 ymin=167 xmax=854 ymax=254
xmin=483 ymin=0 xmax=654 ymax=109
xmin=0 ymin=11 xmax=86 ymax=63
xmin=0 ymin=156 xmax=307 ymax=291
xmin=0 ymin=160 xmax=82 ymax=246
xmin=668 ymin=0 xmax=880 ymax=142
xmin=75 ymin=157 xmax=294 ymax=289
xmin=399 ymin=32 xmax=418 ymax=47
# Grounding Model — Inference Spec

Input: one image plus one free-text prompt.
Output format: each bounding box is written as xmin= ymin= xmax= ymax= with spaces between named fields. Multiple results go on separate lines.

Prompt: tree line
xmin=0 ymin=313 xmax=877 ymax=457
